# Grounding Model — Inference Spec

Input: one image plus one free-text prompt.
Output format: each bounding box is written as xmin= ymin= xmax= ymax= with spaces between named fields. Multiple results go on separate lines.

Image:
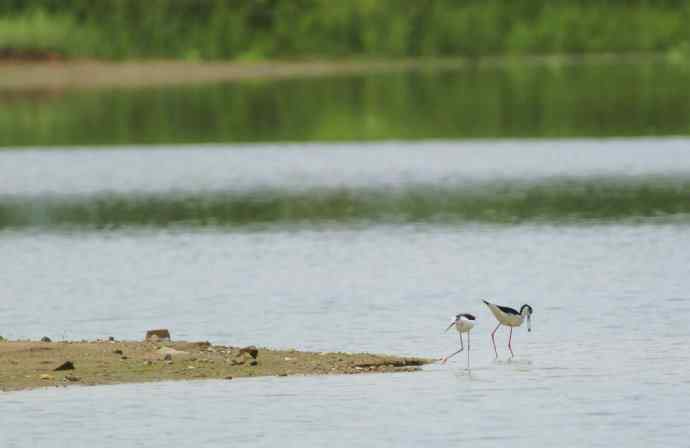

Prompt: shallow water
xmin=2 ymin=140 xmax=690 ymax=446
xmin=2 ymin=368 xmax=688 ymax=448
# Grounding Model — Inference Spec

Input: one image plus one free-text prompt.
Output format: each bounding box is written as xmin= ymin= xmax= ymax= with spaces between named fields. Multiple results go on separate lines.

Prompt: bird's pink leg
xmin=441 ymin=332 xmax=464 ymax=364
xmin=508 ymin=327 xmax=514 ymax=357
xmin=491 ymin=323 xmax=501 ymax=358
xmin=466 ymin=330 xmax=471 ymax=370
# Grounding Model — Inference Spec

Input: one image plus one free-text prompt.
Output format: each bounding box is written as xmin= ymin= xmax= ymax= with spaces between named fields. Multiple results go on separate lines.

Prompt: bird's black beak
xmin=444 ymin=322 xmax=455 ymax=333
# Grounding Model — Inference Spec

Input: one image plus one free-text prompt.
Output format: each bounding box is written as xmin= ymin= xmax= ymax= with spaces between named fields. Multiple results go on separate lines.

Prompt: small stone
xmin=41 ymin=336 xmax=52 ymax=343
xmin=145 ymin=329 xmax=171 ymax=342
xmin=113 ymin=349 xmax=124 ymax=355
xmin=120 ymin=356 xmax=128 ymax=360
xmin=165 ymin=360 xmax=173 ymax=365
xmin=157 ymin=347 xmax=187 ymax=358
xmin=239 ymin=346 xmax=259 ymax=359
xmin=40 ymin=374 xmax=53 ymax=380
xmin=54 ymin=361 xmax=75 ymax=371
xmin=108 ymin=336 xmax=115 ymax=342
xmin=64 ymin=374 xmax=81 ymax=382
xmin=163 ymin=353 xmax=172 ymax=361
xmin=278 ymin=373 xmax=288 ymax=377
xmin=284 ymin=357 xmax=294 ymax=361
xmin=144 ymin=360 xmax=153 ymax=366
xmin=224 ymin=376 xmax=233 ymax=380
xmin=187 ymin=365 xmax=196 ymax=370
xmin=250 ymin=360 xmax=258 ymax=366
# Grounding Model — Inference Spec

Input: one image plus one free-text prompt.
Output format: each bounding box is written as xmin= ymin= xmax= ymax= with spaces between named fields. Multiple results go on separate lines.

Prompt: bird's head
xmin=520 ymin=304 xmax=533 ymax=332
xmin=445 ymin=313 xmax=476 ymax=332
xmin=444 ymin=317 xmax=458 ymax=332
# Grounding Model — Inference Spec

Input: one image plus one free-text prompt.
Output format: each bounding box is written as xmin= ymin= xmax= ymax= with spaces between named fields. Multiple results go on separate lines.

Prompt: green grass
xmin=0 ymin=9 xmax=97 ymax=57
xmin=1 ymin=1 xmax=690 ymax=60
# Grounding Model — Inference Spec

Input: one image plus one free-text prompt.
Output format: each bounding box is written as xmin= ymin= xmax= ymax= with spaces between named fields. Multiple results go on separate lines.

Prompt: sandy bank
xmin=0 ymin=54 xmax=658 ymax=92
xmin=0 ymin=59 xmax=451 ymax=91
xmin=0 ymin=339 xmax=431 ymax=392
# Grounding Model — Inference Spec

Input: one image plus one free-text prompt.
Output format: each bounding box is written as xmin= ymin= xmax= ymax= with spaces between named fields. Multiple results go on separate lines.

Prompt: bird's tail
xmin=482 ymin=299 xmax=491 ymax=306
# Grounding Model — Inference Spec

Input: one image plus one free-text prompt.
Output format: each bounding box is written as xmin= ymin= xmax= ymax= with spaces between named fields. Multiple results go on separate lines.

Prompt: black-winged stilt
xmin=482 ymin=300 xmax=533 ymax=358
xmin=440 ymin=313 xmax=476 ymax=369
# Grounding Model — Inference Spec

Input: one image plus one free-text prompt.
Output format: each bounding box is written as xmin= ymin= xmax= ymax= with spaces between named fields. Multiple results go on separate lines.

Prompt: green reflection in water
xmin=2 ymin=61 xmax=690 ymax=147
xmin=2 ymin=177 xmax=689 ymax=229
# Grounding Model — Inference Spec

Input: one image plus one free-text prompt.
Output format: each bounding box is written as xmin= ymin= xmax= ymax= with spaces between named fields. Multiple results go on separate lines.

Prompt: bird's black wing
xmin=460 ymin=313 xmax=476 ymax=320
xmin=496 ymin=305 xmax=519 ymax=315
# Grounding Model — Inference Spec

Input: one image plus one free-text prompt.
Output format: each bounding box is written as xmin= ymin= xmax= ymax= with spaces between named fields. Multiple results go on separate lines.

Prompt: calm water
xmin=2 ymin=139 xmax=690 ymax=228
xmin=3 ymin=60 xmax=690 ymax=147
xmin=2 ymin=140 xmax=690 ymax=446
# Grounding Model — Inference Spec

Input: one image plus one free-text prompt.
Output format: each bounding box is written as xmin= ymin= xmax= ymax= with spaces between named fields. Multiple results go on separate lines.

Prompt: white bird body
xmin=454 ymin=317 xmax=475 ymax=333
xmin=484 ymin=301 xmax=525 ymax=327
xmin=441 ymin=313 xmax=476 ymax=369
xmin=482 ymin=300 xmax=533 ymax=358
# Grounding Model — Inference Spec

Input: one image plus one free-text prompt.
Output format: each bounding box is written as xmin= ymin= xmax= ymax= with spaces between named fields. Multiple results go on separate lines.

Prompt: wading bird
xmin=482 ymin=299 xmax=533 ymax=358
xmin=440 ymin=313 xmax=476 ymax=369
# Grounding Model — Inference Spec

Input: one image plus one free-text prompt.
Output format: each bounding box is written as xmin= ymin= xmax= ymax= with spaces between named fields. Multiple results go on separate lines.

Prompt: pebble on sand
xmin=239 ymin=346 xmax=259 ymax=359
xmin=54 ymin=361 xmax=75 ymax=371
xmin=157 ymin=347 xmax=188 ymax=359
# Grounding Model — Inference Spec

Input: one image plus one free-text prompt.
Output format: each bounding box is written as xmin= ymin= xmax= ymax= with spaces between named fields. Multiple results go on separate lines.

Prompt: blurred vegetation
xmin=1 ymin=0 xmax=690 ymax=60
xmin=3 ymin=177 xmax=690 ymax=229
xmin=2 ymin=60 xmax=690 ymax=147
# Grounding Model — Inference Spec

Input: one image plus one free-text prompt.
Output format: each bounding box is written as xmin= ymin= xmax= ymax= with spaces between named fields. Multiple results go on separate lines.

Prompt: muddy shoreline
xmin=0 ymin=339 xmax=432 ymax=392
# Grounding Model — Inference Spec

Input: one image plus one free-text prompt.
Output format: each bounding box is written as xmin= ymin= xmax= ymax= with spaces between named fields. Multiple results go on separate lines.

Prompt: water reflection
xmin=2 ymin=139 xmax=690 ymax=229
xmin=2 ymin=60 xmax=690 ymax=147
xmin=2 ymin=176 xmax=690 ymax=229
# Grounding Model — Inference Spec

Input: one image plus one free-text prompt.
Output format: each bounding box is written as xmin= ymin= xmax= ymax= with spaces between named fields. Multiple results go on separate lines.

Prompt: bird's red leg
xmin=491 ymin=323 xmax=501 ymax=358
xmin=508 ymin=327 xmax=514 ymax=357
xmin=466 ymin=330 xmax=471 ymax=370
xmin=441 ymin=333 xmax=464 ymax=364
